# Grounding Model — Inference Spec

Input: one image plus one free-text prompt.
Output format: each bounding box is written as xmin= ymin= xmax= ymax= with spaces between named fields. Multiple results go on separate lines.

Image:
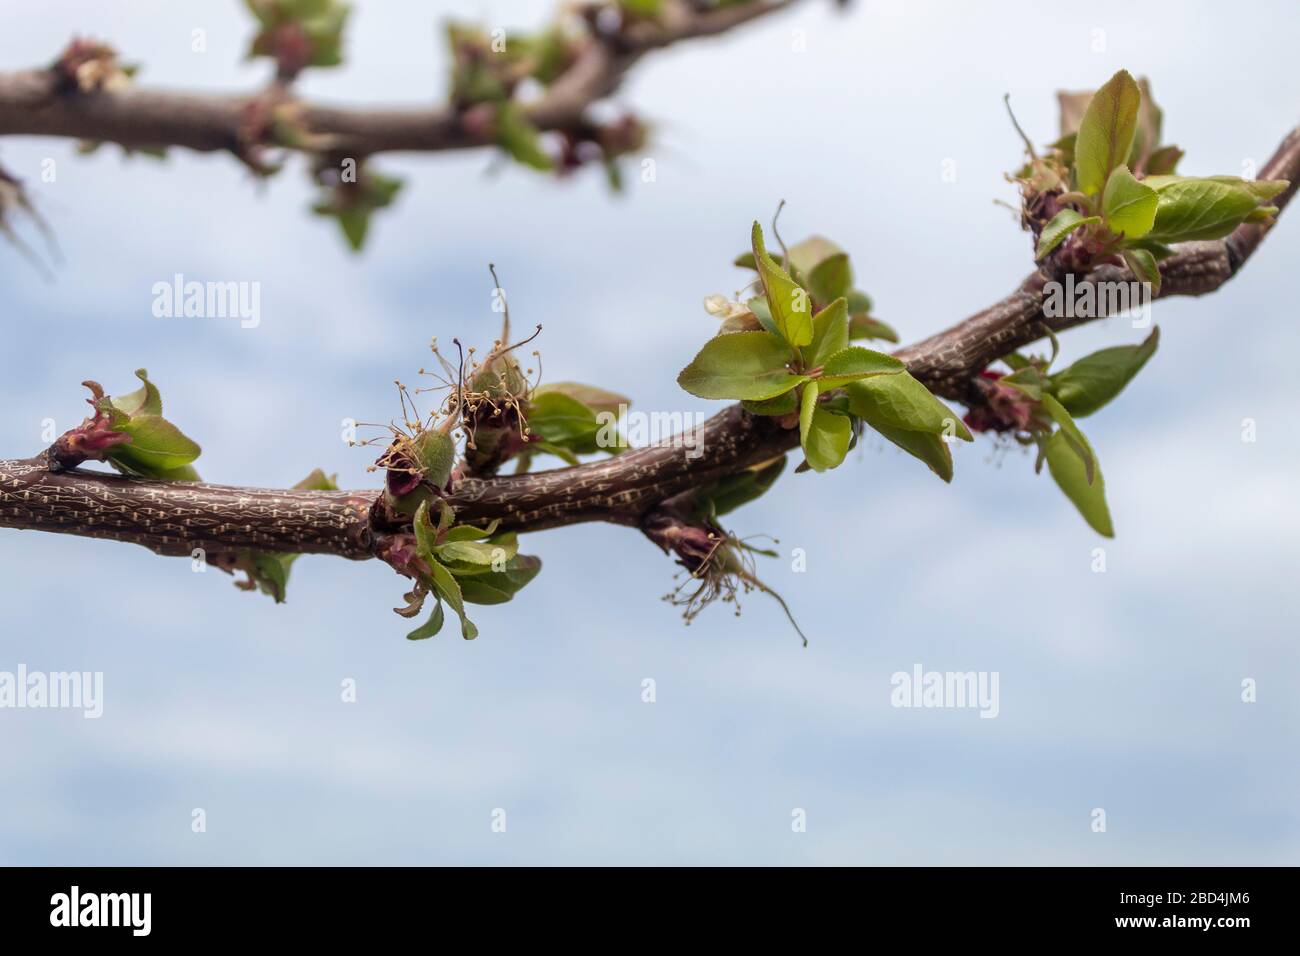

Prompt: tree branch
xmin=898 ymin=127 xmax=1300 ymax=402
xmin=2 ymin=125 xmax=1296 ymax=569
xmin=0 ymin=1 xmax=799 ymax=159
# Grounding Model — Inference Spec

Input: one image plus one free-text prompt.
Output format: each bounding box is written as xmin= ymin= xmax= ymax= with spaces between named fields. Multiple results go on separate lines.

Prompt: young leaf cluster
xmin=86 ymin=371 xmax=346 ymax=601
xmin=679 ymin=222 xmax=970 ymax=480
xmin=401 ymin=500 xmax=542 ymax=640
xmin=244 ymin=0 xmax=351 ymax=79
xmin=1021 ymin=70 xmax=1288 ymax=292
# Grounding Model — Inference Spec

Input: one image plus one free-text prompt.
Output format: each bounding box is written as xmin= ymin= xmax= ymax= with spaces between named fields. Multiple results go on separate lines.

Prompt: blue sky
xmin=1 ymin=0 xmax=1297 ymax=864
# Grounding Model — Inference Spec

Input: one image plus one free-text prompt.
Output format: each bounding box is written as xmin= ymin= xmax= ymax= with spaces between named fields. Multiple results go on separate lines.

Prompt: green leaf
xmin=1001 ymin=352 xmax=1031 ymax=371
xmin=436 ymin=533 xmax=519 ymax=568
xmin=751 ymin=222 xmax=813 ymax=348
xmin=105 ymin=415 xmax=202 ymax=476
xmin=1139 ymin=175 xmax=1182 ymax=191
xmin=1102 ymin=164 xmax=1158 ymax=238
xmin=799 ymin=383 xmax=851 ymax=472
xmin=806 ymin=297 xmax=849 ymax=368
xmin=1039 ymin=394 xmax=1095 ymax=484
xmin=848 ymin=314 xmax=899 ymax=343
xmin=495 ymin=102 xmax=552 ymax=171
xmin=1074 ymin=69 xmax=1141 ymax=195
xmin=1123 ymin=237 xmax=1175 ymax=260
xmin=96 ymin=371 xmax=202 ymax=480
xmin=245 ymin=0 xmax=351 ymax=73
xmin=783 ymin=236 xmax=841 ymax=279
xmin=1126 ymin=76 xmax=1164 ymax=171
xmin=1244 ymin=205 xmax=1279 ymax=224
xmin=798 ymin=380 xmax=817 ymax=442
xmin=999 ymin=365 xmax=1045 ymax=401
xmin=1148 ymin=177 xmax=1286 ymax=242
xmin=741 ymin=391 xmax=799 ymax=416
xmin=337 ymin=208 xmax=369 ymax=250
xmin=1048 ymin=327 xmax=1159 ymax=418
xmin=156 ymin=464 xmax=202 ymax=482
xmin=1144 ymin=144 xmax=1183 ymax=176
xmin=412 ymin=500 xmax=439 ymax=556
xmin=744 ymin=296 xmax=780 ymax=337
xmin=1049 ymin=131 xmax=1077 ymax=167
xmin=406 ymin=601 xmax=445 ymax=640
xmin=531 ymin=382 xmax=629 ymax=417
xmin=1035 ymin=209 xmax=1100 ymax=260
xmin=293 ymin=467 xmax=338 ymax=491
xmin=520 ymin=440 xmax=581 ymax=467
xmin=244 ymin=0 xmax=276 ymax=26
xmin=458 ymin=554 xmax=542 ymax=605
xmin=110 ymin=369 xmax=163 ymax=417
xmin=696 ymin=457 xmax=786 ymax=519
xmin=1121 ymin=247 xmax=1161 ymax=295
xmin=248 ymin=551 xmax=294 ymax=603
xmin=1044 ymin=428 xmax=1114 ymax=537
xmin=845 ymin=373 xmax=973 ymax=441
xmin=442 ymin=519 xmax=502 ymax=543
xmin=311 ymin=170 xmax=404 ymax=252
xmin=845 ymin=290 xmax=874 ymax=317
xmin=436 ymin=500 xmax=456 ymax=534
xmin=526 ymin=391 xmax=601 ymax=451
xmin=619 ymin=0 xmax=662 ymax=15
xmin=817 ymin=345 xmax=905 ymax=389
xmin=807 ymin=252 xmax=852 ymax=305
xmin=425 ymin=558 xmax=478 ymax=639
xmin=1204 ymin=176 xmax=1289 ymax=201
xmin=677 ymin=331 xmax=804 ymax=401
xmin=872 ymin=423 xmax=954 ymax=482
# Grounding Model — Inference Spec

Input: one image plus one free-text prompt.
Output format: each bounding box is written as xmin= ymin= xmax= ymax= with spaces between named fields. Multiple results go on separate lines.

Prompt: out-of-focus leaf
xmin=696 ymin=457 xmax=786 ymax=519
xmin=848 ymin=314 xmax=899 ymax=343
xmin=1143 ymin=145 xmax=1183 ymax=175
xmin=496 ymin=102 xmax=552 ymax=171
xmin=531 ymin=382 xmax=629 ymax=417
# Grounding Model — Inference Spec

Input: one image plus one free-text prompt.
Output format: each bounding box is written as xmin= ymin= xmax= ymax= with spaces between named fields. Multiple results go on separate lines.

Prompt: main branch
xmin=2 ymin=121 xmax=1296 ymax=564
